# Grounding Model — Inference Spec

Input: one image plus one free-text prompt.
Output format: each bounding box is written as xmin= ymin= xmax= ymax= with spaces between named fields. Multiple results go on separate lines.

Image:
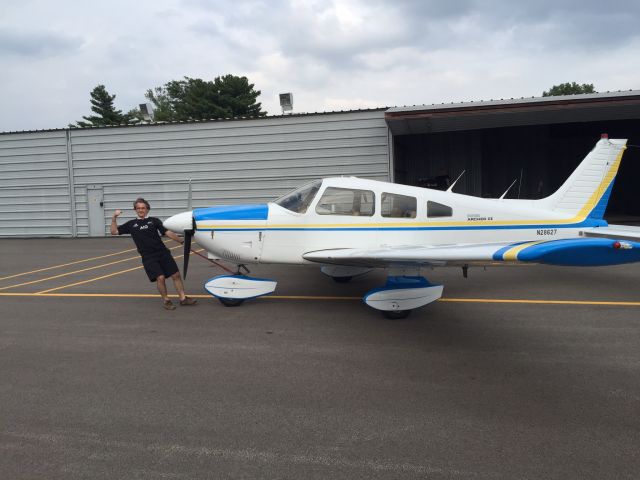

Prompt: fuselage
xmin=189 ymin=177 xmax=605 ymax=265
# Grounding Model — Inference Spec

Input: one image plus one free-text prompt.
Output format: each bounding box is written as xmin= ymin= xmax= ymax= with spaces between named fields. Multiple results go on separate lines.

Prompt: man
xmin=111 ymin=197 xmax=197 ymax=310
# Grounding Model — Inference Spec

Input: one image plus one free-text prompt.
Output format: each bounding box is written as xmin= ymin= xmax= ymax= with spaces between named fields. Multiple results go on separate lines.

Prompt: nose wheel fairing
xmin=204 ymin=275 xmax=278 ymax=305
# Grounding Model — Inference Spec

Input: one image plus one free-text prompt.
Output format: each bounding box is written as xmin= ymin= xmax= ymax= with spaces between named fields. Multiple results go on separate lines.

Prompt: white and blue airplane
xmin=164 ymin=135 xmax=640 ymax=318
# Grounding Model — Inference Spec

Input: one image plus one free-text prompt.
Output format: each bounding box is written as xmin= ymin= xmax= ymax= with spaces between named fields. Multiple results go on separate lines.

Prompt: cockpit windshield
xmin=274 ymin=180 xmax=322 ymax=213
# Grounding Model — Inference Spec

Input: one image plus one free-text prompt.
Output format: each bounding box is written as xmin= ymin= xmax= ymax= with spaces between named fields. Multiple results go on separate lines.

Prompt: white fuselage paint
xmin=192 ymin=177 xmax=588 ymax=265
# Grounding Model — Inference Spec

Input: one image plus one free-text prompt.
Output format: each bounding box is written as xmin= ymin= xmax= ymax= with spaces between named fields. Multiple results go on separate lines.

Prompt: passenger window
xmin=315 ymin=187 xmax=374 ymax=216
xmin=381 ymin=193 xmax=417 ymax=218
xmin=427 ymin=200 xmax=453 ymax=218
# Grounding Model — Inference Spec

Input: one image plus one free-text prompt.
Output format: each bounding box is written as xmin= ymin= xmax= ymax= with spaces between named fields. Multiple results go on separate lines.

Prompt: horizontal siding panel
xmin=68 ymin=111 xmax=386 ymax=141
xmin=70 ymin=127 xmax=389 ymax=152
xmin=0 ymin=161 xmax=68 ymax=173
xmin=0 ymin=145 xmax=68 ymax=157
xmin=0 ymin=131 xmax=67 ymax=144
xmin=72 ymin=157 xmax=389 ymax=184
xmin=70 ymin=137 xmax=388 ymax=162
xmin=71 ymin=146 xmax=388 ymax=170
xmin=1 ymin=228 xmax=73 ymax=237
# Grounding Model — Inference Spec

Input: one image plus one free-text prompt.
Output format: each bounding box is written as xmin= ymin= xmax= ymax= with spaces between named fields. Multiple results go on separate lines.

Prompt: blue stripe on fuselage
xmin=194 ymin=204 xmax=269 ymax=221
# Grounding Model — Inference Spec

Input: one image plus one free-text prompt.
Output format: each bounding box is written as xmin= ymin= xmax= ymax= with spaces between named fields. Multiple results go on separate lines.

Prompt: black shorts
xmin=141 ymin=250 xmax=179 ymax=282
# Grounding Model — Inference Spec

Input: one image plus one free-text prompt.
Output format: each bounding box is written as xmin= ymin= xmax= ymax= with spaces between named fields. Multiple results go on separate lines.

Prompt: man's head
xmin=133 ymin=197 xmax=150 ymax=218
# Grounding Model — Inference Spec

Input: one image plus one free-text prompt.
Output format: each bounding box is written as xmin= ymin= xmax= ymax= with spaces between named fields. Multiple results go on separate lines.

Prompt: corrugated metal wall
xmin=0 ymin=110 xmax=389 ymax=237
xmin=0 ymin=131 xmax=73 ymax=237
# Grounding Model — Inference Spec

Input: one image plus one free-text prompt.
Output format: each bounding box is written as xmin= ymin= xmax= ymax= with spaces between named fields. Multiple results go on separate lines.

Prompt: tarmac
xmin=1 ymin=237 xmax=639 ymax=479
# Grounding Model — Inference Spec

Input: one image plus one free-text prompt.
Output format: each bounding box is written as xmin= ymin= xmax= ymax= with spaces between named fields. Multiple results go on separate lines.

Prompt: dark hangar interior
xmin=386 ymin=91 xmax=640 ymax=222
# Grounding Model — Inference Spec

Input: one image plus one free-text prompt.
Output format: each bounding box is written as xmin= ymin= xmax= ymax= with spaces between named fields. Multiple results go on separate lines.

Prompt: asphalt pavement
xmin=1 ymin=238 xmax=639 ymax=479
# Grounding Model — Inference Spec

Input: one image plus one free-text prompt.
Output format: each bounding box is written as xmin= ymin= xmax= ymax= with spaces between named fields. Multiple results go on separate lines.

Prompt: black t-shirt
xmin=118 ymin=216 xmax=170 ymax=257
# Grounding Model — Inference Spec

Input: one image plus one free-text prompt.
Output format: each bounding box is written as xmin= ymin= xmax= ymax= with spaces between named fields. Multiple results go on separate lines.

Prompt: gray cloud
xmin=0 ymin=0 xmax=639 ymax=131
xmin=0 ymin=29 xmax=82 ymax=57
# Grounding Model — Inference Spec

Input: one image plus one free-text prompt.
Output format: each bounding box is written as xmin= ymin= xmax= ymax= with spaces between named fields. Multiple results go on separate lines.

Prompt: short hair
xmin=133 ymin=197 xmax=151 ymax=210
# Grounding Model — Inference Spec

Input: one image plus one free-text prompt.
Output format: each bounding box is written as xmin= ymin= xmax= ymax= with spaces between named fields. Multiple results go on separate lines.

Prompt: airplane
xmin=164 ymin=135 xmax=640 ymax=318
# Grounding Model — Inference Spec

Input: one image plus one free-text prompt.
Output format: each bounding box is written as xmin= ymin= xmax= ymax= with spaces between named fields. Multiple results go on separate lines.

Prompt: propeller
xmin=182 ymin=216 xmax=196 ymax=279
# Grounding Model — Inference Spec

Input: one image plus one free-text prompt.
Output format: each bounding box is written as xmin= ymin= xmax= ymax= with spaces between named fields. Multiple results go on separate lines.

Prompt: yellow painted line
xmin=35 ymin=248 xmax=204 ymax=294
xmin=0 ymin=293 xmax=211 ymax=298
xmin=437 ymin=298 xmax=640 ymax=306
xmin=1 ymin=292 xmax=639 ymax=307
xmin=35 ymin=266 xmax=144 ymax=294
xmin=0 ymin=246 xmax=139 ymax=281
xmin=0 ymin=245 xmax=182 ymax=292
xmin=0 ymin=239 xmax=174 ymax=282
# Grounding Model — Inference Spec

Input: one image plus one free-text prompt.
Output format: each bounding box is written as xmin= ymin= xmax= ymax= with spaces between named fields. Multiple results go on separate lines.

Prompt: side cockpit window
xmin=427 ymin=200 xmax=453 ymax=218
xmin=274 ymin=180 xmax=322 ymax=214
xmin=381 ymin=193 xmax=416 ymax=218
xmin=315 ymin=187 xmax=375 ymax=216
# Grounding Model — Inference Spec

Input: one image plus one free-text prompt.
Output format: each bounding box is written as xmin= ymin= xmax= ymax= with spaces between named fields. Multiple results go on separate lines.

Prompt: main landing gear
xmin=364 ymin=269 xmax=443 ymax=320
xmin=320 ymin=265 xmax=372 ymax=284
xmin=204 ymin=265 xmax=442 ymax=319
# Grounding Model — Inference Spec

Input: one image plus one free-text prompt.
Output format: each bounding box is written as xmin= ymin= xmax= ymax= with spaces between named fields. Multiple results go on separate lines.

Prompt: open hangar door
xmin=392 ymin=120 xmax=640 ymax=223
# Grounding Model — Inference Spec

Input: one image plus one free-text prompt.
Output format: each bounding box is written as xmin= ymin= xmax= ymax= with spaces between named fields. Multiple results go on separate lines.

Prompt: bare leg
xmin=156 ymin=275 xmax=169 ymax=301
xmin=170 ymin=271 xmax=187 ymax=301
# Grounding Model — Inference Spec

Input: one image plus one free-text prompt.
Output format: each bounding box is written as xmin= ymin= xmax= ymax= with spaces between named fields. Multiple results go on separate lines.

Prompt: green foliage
xmin=75 ymin=85 xmax=126 ymax=127
xmin=542 ymin=82 xmax=596 ymax=97
xmin=148 ymin=74 xmax=266 ymax=121
xmin=145 ymin=86 xmax=178 ymax=122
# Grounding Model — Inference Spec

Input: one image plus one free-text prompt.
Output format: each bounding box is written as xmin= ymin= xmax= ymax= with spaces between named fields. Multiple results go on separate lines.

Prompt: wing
xmin=303 ymin=236 xmax=640 ymax=268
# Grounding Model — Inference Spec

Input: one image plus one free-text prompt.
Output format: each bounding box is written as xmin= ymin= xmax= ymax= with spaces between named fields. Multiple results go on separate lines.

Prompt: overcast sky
xmin=2 ymin=0 xmax=639 ymax=132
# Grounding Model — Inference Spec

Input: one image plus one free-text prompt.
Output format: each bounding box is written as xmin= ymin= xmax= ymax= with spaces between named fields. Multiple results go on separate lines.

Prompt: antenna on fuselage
xmin=499 ymin=178 xmax=519 ymax=200
xmin=446 ymin=170 xmax=466 ymax=192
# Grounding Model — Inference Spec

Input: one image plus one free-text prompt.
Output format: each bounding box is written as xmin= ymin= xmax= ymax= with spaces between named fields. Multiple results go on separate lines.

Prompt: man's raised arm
xmin=110 ymin=209 xmax=122 ymax=235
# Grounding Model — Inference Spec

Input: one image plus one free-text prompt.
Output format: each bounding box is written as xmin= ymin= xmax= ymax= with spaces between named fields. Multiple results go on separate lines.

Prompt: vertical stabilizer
xmin=538 ymin=137 xmax=627 ymax=220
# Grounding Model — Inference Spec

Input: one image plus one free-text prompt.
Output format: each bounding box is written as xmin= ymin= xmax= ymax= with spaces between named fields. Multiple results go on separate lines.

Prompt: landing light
xmin=613 ymin=241 xmax=632 ymax=250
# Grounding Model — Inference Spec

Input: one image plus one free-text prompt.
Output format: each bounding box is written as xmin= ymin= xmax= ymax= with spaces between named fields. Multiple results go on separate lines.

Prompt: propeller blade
xmin=183 ymin=229 xmax=193 ymax=279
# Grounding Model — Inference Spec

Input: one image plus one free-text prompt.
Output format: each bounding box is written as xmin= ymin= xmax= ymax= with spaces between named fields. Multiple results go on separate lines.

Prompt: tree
xmin=75 ymin=85 xmax=127 ymax=127
xmin=149 ymin=74 xmax=266 ymax=121
xmin=542 ymin=82 xmax=596 ymax=97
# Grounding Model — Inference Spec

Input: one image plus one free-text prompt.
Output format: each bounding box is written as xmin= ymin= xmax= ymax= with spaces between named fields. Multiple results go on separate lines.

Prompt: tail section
xmin=538 ymin=137 xmax=627 ymax=220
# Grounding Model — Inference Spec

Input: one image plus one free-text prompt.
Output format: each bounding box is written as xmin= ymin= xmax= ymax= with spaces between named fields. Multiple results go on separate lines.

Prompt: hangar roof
xmin=385 ymin=90 xmax=640 ymax=135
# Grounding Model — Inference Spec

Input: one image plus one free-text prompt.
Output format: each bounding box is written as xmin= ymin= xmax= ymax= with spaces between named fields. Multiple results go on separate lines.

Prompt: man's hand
xmin=114 ymin=209 xmax=122 ymax=218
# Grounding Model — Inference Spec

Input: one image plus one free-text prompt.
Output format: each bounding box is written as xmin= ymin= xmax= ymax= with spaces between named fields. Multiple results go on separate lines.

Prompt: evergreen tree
xmin=149 ymin=75 xmax=266 ymax=121
xmin=75 ymin=85 xmax=125 ymax=127
xmin=542 ymin=82 xmax=596 ymax=97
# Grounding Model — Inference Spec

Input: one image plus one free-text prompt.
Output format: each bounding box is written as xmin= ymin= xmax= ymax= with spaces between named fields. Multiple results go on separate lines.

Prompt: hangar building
xmin=1 ymin=90 xmax=639 ymax=237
